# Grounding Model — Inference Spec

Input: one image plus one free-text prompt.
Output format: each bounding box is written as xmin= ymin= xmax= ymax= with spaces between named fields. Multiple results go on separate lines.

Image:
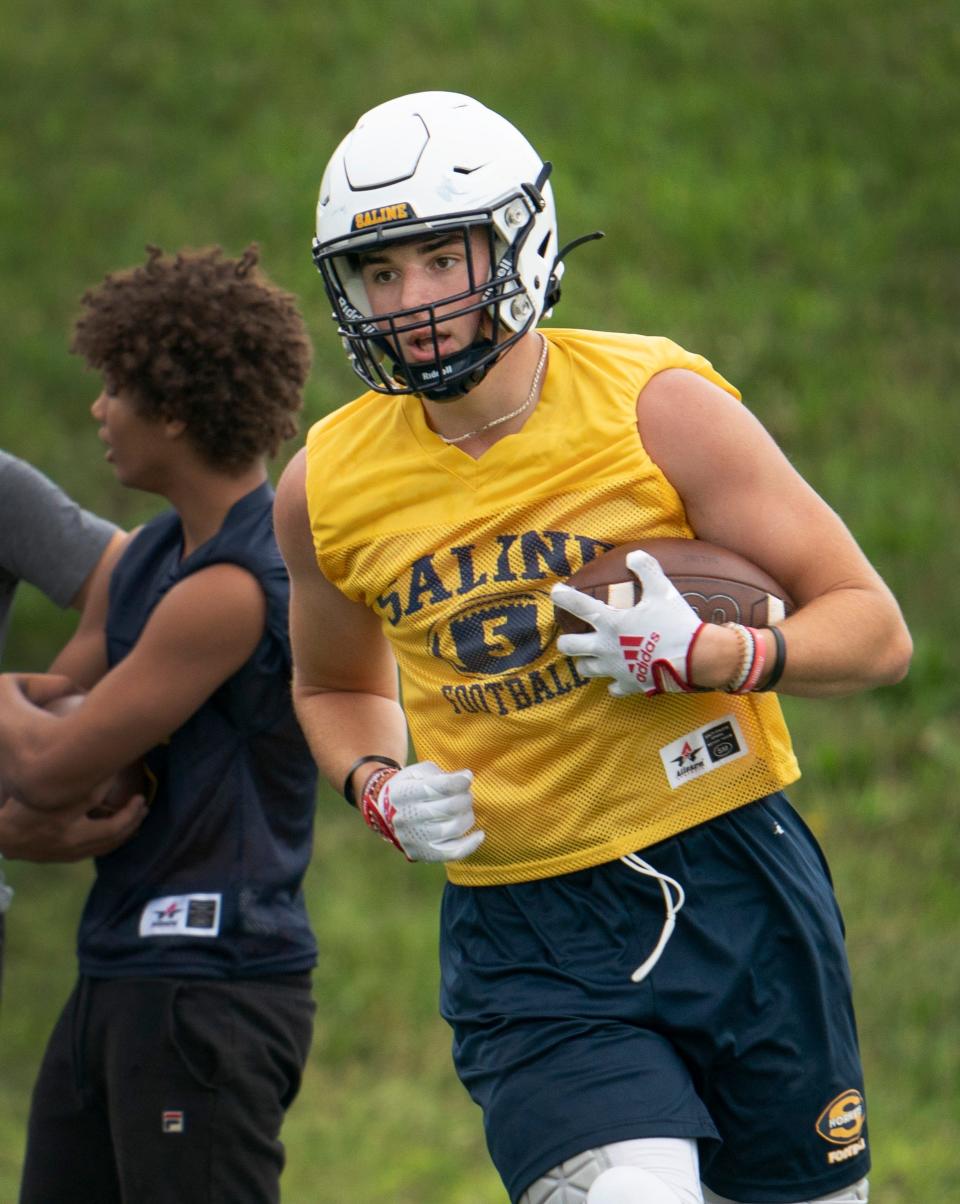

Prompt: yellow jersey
xmin=305 ymin=328 xmax=800 ymax=884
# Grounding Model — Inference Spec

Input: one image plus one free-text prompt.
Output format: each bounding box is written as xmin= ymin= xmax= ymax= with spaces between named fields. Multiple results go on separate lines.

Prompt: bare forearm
xmin=293 ymin=687 xmax=409 ymax=801
xmin=693 ymin=584 xmax=912 ymax=698
xmin=765 ymin=584 xmax=910 ymax=697
xmin=0 ymin=675 xmax=103 ymax=809
xmin=0 ymin=679 xmax=59 ymax=806
xmin=48 ymin=629 xmax=108 ymax=688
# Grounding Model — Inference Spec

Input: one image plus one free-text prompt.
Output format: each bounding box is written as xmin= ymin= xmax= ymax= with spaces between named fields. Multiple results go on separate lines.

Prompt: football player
xmin=276 ymin=92 xmax=911 ymax=1203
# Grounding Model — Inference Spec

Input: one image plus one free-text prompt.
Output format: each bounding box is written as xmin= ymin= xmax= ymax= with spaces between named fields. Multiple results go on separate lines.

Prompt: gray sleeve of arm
xmin=0 ymin=452 xmax=119 ymax=608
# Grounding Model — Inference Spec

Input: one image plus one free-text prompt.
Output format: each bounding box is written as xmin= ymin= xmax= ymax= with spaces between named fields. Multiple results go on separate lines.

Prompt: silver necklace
xmin=439 ymin=334 xmax=548 ymax=445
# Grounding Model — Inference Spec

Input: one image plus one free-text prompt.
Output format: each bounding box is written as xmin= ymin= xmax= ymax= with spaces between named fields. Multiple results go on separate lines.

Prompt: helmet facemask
xmin=313 ymin=188 xmax=547 ymax=400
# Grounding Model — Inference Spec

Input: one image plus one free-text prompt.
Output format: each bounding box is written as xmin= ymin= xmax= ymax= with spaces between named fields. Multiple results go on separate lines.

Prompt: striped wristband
xmin=723 ymin=624 xmax=767 ymax=694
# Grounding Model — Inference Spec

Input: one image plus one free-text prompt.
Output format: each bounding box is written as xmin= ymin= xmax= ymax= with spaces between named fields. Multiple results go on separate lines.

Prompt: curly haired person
xmin=0 ymin=244 xmax=318 ymax=1204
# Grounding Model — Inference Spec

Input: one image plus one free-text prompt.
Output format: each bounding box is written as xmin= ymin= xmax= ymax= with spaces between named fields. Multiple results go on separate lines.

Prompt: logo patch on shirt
xmin=659 ymin=715 xmax=747 ymax=788
xmin=139 ymin=893 xmax=222 ymax=938
xmin=162 ymin=1110 xmax=185 ymax=1133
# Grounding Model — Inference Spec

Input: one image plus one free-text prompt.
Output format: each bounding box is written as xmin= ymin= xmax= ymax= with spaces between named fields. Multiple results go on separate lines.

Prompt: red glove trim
xmin=359 ymin=766 xmax=407 ymax=855
xmin=628 ymin=621 xmax=707 ymax=695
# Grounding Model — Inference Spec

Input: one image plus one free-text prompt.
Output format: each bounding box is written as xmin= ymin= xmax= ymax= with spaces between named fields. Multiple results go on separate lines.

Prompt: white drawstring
xmin=619 ymin=853 xmax=686 ymax=983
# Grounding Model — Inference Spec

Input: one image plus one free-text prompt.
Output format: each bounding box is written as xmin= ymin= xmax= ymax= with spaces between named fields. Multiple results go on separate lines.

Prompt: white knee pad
xmin=587 ymin=1165 xmax=688 ymax=1203
xmin=519 ymin=1138 xmax=702 ymax=1204
xmin=520 ymin=1149 xmax=614 ymax=1203
xmin=818 ymin=1181 xmax=868 ymax=1204
xmin=702 ymin=1175 xmax=868 ymax=1203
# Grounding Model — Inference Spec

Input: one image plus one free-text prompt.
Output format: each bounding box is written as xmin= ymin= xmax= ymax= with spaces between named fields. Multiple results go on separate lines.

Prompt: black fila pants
xmin=19 ymin=973 xmax=314 ymax=1204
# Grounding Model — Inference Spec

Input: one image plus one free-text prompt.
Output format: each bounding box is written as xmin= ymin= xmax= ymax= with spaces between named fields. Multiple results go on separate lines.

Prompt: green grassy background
xmin=1 ymin=1 xmax=957 ymax=1199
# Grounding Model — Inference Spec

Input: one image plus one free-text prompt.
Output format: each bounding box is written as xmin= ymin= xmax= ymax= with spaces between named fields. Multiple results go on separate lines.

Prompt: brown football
xmin=45 ymin=693 xmax=149 ymax=817
xmin=554 ymin=537 xmax=794 ymax=634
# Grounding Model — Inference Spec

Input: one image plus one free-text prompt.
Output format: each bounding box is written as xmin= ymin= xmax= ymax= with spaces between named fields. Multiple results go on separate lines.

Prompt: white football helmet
xmin=312 ymin=91 xmax=565 ymax=399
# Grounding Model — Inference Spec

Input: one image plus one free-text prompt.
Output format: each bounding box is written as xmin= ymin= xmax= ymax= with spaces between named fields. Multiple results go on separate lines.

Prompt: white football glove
xmin=552 ymin=549 xmax=706 ymax=697
xmin=359 ymin=760 xmax=485 ymax=863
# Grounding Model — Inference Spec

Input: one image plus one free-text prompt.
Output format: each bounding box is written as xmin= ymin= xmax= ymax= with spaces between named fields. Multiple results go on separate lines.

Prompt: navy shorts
xmin=440 ymin=794 xmax=870 ymax=1203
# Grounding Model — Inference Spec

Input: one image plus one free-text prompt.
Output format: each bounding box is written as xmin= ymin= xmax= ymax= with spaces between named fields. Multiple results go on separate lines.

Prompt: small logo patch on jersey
xmin=162 ymin=1110 xmax=184 ymax=1133
xmin=351 ymin=202 xmax=416 ymax=230
xmin=139 ymin=893 xmax=222 ymax=938
xmin=659 ymin=715 xmax=747 ymax=788
xmin=816 ymin=1089 xmax=866 ymax=1146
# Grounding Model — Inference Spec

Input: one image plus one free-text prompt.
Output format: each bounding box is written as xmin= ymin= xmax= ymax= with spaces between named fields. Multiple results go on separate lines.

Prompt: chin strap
xmin=390 ymin=338 xmax=497 ymax=400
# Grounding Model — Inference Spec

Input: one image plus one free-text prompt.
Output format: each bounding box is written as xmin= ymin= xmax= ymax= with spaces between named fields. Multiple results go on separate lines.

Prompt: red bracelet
xmin=757 ymin=625 xmax=787 ymax=691
xmin=723 ymin=624 xmax=767 ymax=693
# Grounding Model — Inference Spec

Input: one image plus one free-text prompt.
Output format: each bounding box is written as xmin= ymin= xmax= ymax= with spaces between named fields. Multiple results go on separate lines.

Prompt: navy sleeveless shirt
xmin=76 ymin=482 xmax=318 ymax=979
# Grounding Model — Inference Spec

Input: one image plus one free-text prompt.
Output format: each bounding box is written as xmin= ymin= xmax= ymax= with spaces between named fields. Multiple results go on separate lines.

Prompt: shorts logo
xmin=659 ymin=715 xmax=747 ymax=789
xmin=139 ymin=893 xmax=222 ymax=938
xmin=816 ymin=1089 xmax=866 ymax=1147
xmin=825 ymin=1138 xmax=866 ymax=1165
xmin=162 ymin=1110 xmax=185 ymax=1133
